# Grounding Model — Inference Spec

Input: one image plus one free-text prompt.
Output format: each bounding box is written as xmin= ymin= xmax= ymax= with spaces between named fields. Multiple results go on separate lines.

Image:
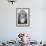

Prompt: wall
xmin=0 ymin=0 xmax=46 ymax=41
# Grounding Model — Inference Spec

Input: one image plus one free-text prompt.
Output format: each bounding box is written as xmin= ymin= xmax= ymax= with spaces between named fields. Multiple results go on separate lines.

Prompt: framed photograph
xmin=16 ymin=8 xmax=30 ymax=27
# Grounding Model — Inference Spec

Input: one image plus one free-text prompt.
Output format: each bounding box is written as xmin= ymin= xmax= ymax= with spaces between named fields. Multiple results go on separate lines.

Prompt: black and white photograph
xmin=16 ymin=8 xmax=30 ymax=27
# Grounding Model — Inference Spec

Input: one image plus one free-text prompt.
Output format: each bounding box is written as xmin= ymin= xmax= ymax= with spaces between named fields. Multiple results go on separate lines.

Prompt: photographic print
xmin=16 ymin=8 xmax=30 ymax=27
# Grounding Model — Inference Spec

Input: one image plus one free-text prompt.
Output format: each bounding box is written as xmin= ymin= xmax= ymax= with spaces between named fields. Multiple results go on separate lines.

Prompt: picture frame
xmin=16 ymin=8 xmax=30 ymax=27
